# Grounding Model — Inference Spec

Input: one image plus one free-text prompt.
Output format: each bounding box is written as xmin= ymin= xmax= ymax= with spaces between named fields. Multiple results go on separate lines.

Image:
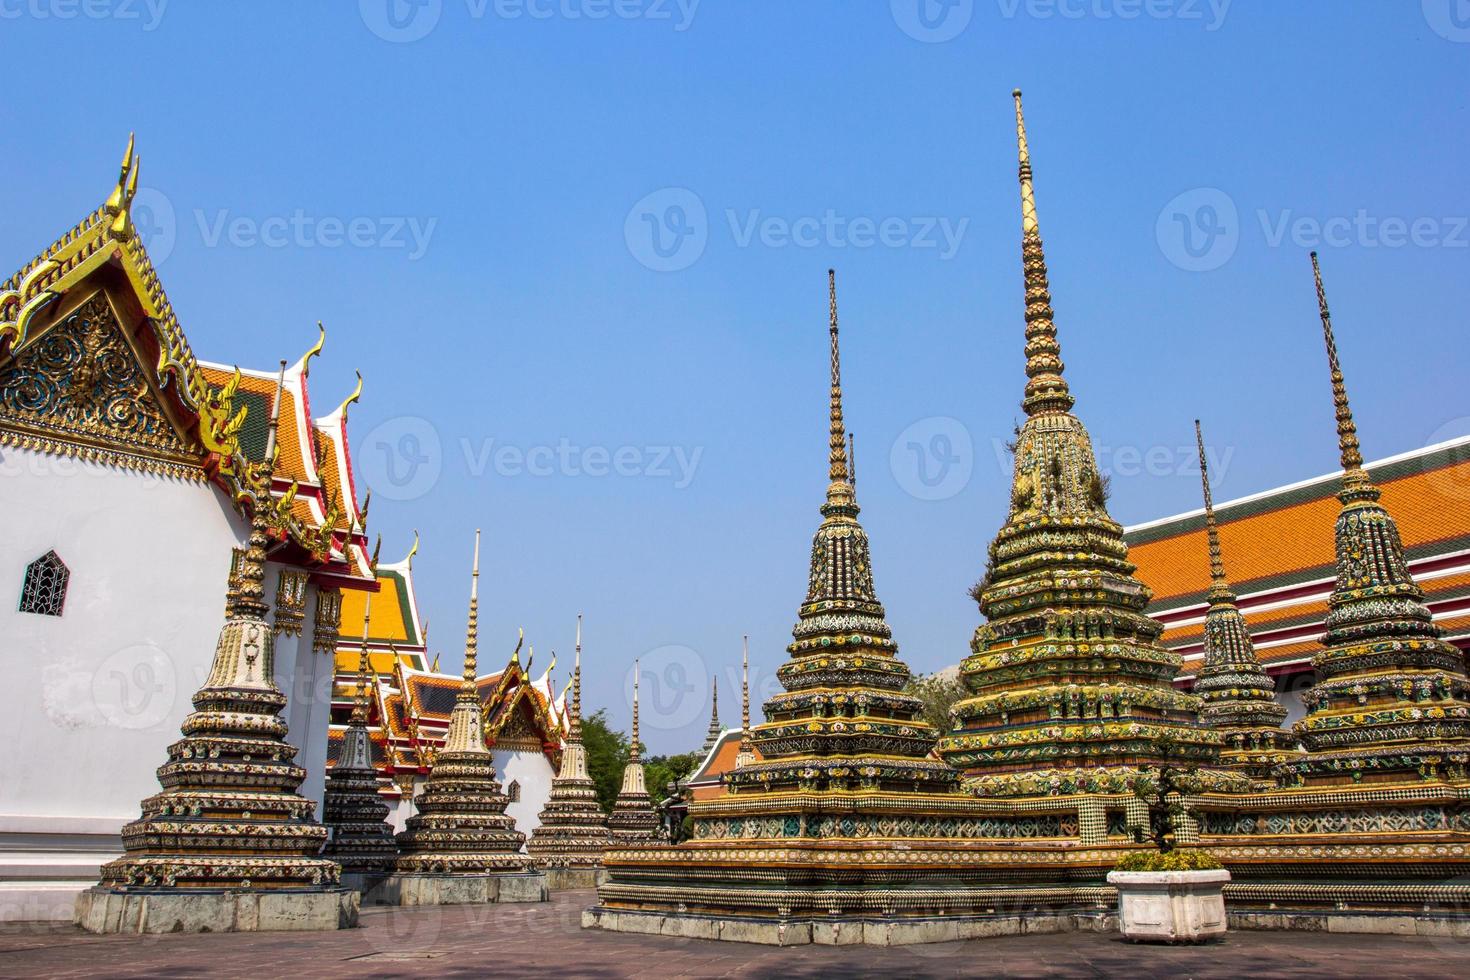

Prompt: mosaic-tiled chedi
xmin=937 ymin=92 xmax=1246 ymax=799
xmin=78 ymin=366 xmax=350 ymax=931
xmin=392 ymin=532 xmax=538 ymax=875
xmin=1189 ymin=420 xmax=1296 ymax=779
xmin=1276 ymin=254 xmax=1470 ymax=787
xmin=321 ymin=586 xmax=399 ymax=880
xmin=608 ymin=660 xmax=660 ymax=841
xmin=526 ymin=618 xmax=615 ymax=872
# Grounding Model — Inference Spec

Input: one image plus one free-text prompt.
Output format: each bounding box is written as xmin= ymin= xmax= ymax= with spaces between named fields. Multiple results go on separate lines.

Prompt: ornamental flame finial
xmin=1013 ymin=89 xmax=1073 ymax=417
xmin=1311 ymin=252 xmax=1367 ymax=487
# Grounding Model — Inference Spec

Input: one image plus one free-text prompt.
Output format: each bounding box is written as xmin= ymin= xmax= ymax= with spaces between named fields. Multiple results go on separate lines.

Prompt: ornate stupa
xmin=1278 ymin=254 xmax=1470 ymax=786
xmin=526 ymin=617 xmax=614 ymax=885
xmin=937 ymin=91 xmax=1245 ymax=798
xmin=321 ymin=567 xmax=399 ymax=884
xmin=1188 ymin=420 xmax=1296 ymax=778
xmin=388 ymin=531 xmax=547 ymax=905
xmin=608 ymin=659 xmax=660 ymax=842
xmin=701 ymin=678 xmax=722 ymax=755
xmin=76 ymin=365 xmax=353 ymax=934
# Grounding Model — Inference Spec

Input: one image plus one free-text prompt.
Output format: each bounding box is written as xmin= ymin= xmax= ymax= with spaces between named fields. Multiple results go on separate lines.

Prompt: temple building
xmin=0 ymin=140 xmax=374 ymax=922
xmin=325 ymin=555 xmax=568 ymax=836
xmin=1126 ymin=434 xmax=1470 ymax=723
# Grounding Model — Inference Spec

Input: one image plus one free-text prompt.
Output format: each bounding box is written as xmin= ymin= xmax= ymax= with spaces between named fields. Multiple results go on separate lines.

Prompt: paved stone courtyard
xmin=3 ymin=891 xmax=1468 ymax=978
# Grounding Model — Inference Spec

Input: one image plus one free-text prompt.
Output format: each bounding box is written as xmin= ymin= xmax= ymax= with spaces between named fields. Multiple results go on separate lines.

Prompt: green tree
xmin=904 ymin=671 xmax=967 ymax=736
xmin=580 ymin=709 xmax=629 ymax=814
xmin=644 ymin=750 xmax=702 ymax=804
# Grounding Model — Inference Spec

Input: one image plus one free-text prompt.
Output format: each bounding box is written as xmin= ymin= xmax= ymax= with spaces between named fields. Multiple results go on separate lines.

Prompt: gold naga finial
xmin=369 ymin=533 xmax=382 ymax=574
xmin=336 ymin=370 xmax=363 ymax=422
xmin=1195 ymin=420 xmax=1233 ymax=602
xmin=104 ymin=133 xmax=136 ymax=215
xmin=430 ymin=652 xmax=441 ymax=672
xmin=525 ymin=645 xmax=535 ymax=676
xmin=403 ymin=529 xmax=420 ymax=569
xmin=358 ymin=488 xmax=371 ymax=531
xmin=1012 ymin=89 xmax=1074 ymax=417
xmin=108 ymin=152 xmax=141 ymax=240
xmin=1311 ymin=253 xmax=1368 ymax=490
xmin=298 ymin=322 xmax=326 ymax=377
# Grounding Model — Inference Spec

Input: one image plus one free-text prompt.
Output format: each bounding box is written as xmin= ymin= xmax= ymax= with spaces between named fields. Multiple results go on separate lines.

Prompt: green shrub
xmin=1114 ymin=849 xmax=1224 ymax=872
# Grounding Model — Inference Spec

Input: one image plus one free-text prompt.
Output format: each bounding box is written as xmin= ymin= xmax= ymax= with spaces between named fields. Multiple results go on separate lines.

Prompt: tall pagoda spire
xmin=1281 ymin=254 xmax=1470 ymax=787
xmin=528 ymin=614 xmax=615 ymax=875
xmin=1189 ymin=420 xmax=1293 ymax=778
xmin=701 ymin=678 xmax=722 ymax=755
xmin=1013 ymin=89 xmax=1073 ymax=418
xmin=721 ymin=271 xmax=954 ymax=795
xmin=938 ymin=91 xmax=1243 ymax=799
xmin=83 ymin=358 xmax=348 ymax=930
xmin=394 ymin=530 xmax=538 ymax=880
xmin=610 ymin=658 xmax=659 ymax=841
xmin=323 ymin=552 xmax=399 ymax=879
xmin=735 ymin=638 xmax=754 ymax=768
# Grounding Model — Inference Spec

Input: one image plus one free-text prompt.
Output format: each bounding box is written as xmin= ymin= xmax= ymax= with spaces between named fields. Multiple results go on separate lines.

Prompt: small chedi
xmin=608 ymin=660 xmax=660 ymax=842
xmin=321 ymin=581 xmax=399 ymax=886
xmin=75 ymin=365 xmax=354 ymax=934
xmin=1188 ymin=420 xmax=1297 ymax=779
xmin=526 ymin=618 xmax=615 ymax=886
xmin=385 ymin=531 xmax=547 ymax=906
xmin=701 ymin=679 xmax=723 ymax=755
xmin=1276 ymin=255 xmax=1470 ymax=786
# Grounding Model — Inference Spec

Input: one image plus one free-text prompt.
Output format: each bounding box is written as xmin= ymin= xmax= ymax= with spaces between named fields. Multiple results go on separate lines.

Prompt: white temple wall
xmin=494 ymin=748 xmax=556 ymax=842
xmin=270 ymin=579 xmax=332 ymax=819
xmin=0 ymin=450 xmax=247 ymax=920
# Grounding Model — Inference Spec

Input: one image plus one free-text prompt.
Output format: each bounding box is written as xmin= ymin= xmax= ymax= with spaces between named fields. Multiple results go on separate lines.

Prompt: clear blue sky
xmin=3 ymin=2 xmax=1466 ymax=753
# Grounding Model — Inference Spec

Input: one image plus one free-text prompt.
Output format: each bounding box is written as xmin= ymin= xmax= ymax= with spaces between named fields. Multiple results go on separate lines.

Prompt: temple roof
xmin=1126 ymin=435 xmax=1470 ymax=676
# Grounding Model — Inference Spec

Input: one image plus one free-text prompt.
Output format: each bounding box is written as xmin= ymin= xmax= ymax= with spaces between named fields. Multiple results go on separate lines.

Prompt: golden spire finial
xmin=570 ymin=614 xmax=583 ymax=743
xmin=462 ymin=529 xmax=480 ymax=687
xmin=1012 ymin=89 xmax=1073 ymax=417
xmin=105 ymin=133 xmax=136 ymax=215
xmin=827 ymin=268 xmax=850 ymax=485
xmin=630 ymin=658 xmax=641 ymax=763
xmin=1311 ymin=252 xmax=1365 ymax=482
xmin=1195 ymin=420 xmax=1232 ymax=602
xmin=352 ymin=584 xmax=375 ymax=724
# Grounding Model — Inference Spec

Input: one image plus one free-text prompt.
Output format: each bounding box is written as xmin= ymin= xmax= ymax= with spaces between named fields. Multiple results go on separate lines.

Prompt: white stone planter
xmin=1107 ymin=868 xmax=1230 ymax=943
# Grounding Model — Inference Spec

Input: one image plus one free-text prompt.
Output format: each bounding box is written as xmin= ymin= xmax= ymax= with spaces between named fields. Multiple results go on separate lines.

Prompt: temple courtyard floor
xmin=2 ymin=891 xmax=1468 ymax=978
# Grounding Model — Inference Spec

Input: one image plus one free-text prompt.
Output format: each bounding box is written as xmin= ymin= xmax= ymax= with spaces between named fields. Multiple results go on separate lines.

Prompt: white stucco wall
xmin=494 ymin=748 xmax=556 ymax=842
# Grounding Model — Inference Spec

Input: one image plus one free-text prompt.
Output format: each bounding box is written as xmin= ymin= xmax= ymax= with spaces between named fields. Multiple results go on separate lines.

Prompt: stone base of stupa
xmin=374 ymin=871 xmax=548 ymax=906
xmin=74 ymin=886 xmax=358 ymax=934
xmin=543 ymin=866 xmax=608 ymax=890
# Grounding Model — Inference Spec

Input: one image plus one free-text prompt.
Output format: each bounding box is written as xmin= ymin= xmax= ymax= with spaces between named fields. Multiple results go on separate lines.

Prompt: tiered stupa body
xmin=76 ymin=366 xmax=353 ymax=933
xmin=322 ymin=585 xmax=399 ymax=882
xmin=387 ymin=532 xmax=547 ymax=905
xmin=526 ymin=619 xmax=615 ymax=884
xmin=936 ymin=92 xmax=1246 ymax=799
xmin=1277 ymin=255 xmax=1470 ymax=786
xmin=608 ymin=661 xmax=660 ymax=842
xmin=1189 ymin=421 xmax=1296 ymax=779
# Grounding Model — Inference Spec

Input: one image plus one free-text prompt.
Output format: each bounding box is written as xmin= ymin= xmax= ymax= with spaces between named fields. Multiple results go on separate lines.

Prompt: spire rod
xmin=827 ymin=269 xmax=850 ymax=485
xmin=571 ymin=614 xmax=583 ymax=743
xmin=1195 ymin=420 xmax=1232 ymax=601
xmin=1013 ymin=89 xmax=1073 ymax=417
xmin=462 ymin=529 xmax=480 ymax=687
xmin=630 ymin=659 xmax=641 ymax=763
xmin=1311 ymin=252 xmax=1365 ymax=479
xmin=741 ymin=635 xmax=750 ymax=736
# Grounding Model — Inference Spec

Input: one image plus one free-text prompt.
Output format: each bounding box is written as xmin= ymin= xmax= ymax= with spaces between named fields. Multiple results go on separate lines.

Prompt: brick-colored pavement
xmin=2 ymin=891 xmax=1468 ymax=979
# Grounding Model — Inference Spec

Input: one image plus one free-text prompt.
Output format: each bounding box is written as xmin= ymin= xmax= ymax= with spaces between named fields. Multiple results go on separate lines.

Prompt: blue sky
xmin=3 ymin=1 xmax=1467 ymax=752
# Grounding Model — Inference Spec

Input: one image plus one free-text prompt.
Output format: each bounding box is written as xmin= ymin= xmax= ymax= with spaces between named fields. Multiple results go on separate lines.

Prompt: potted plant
xmin=1108 ymin=764 xmax=1230 ymax=943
